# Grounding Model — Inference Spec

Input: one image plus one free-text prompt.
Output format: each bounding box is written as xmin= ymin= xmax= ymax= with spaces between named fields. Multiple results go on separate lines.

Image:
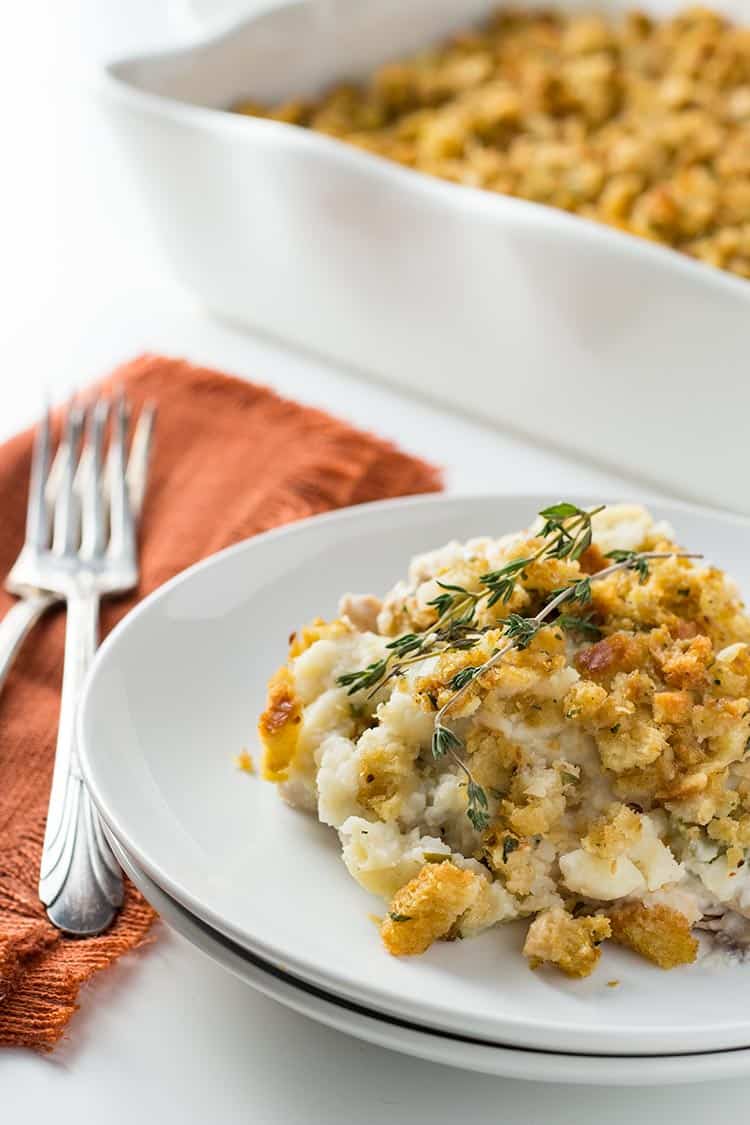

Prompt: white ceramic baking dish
xmin=100 ymin=0 xmax=750 ymax=512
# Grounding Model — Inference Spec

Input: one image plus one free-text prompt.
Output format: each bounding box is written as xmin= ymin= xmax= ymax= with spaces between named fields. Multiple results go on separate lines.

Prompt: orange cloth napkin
xmin=0 ymin=354 xmax=442 ymax=1049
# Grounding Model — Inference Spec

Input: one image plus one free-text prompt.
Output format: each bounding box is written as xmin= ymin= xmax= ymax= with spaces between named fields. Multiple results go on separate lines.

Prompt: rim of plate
xmin=107 ymin=824 xmax=750 ymax=1087
xmin=107 ymin=825 xmax=750 ymax=1086
xmin=78 ymin=491 xmax=750 ymax=1054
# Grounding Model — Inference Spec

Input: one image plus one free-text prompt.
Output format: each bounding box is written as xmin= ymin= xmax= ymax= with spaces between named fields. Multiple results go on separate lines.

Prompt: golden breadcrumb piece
xmin=234 ymin=749 xmax=255 ymax=774
xmin=507 ymin=800 xmax=560 ymax=837
xmin=356 ymin=740 xmax=414 ymax=820
xmin=381 ymin=862 xmax=479 ymax=956
xmin=692 ymin=697 xmax=750 ymax=767
xmin=523 ymin=907 xmax=611 ymax=978
xmin=652 ymin=690 xmax=693 ymax=725
xmin=259 ymin=666 xmax=302 ymax=781
xmin=609 ymin=902 xmax=698 ymax=969
xmin=576 ymin=633 xmax=645 ymax=679
xmin=665 ymin=768 xmax=738 ymax=824
xmin=578 ymin=544 xmax=609 ymax=575
xmin=660 ymin=635 xmax=713 ymax=689
xmin=287 ymin=617 xmax=351 ymax=658
xmin=482 ymin=827 xmax=539 ymax=895
xmin=464 ymin=727 xmax=522 ymax=791
xmin=501 ymin=777 xmax=566 ymax=840
xmin=516 ymin=552 xmax=581 ymax=598
xmin=563 ymin=679 xmax=608 ymax=722
xmin=661 ymin=770 xmax=711 ymax=801
xmin=596 ymin=718 xmax=669 ymax=774
xmin=707 ymin=813 xmax=750 ymax=849
xmin=583 ymin=803 xmax=642 ymax=858
xmin=423 ymin=625 xmax=567 ymax=713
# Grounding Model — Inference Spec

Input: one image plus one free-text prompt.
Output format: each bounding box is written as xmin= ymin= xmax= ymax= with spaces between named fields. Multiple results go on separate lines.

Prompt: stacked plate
xmin=78 ymin=493 xmax=750 ymax=1086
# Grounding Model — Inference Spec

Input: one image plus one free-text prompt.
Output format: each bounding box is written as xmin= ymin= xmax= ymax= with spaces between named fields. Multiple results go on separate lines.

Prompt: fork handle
xmin=0 ymin=593 xmax=56 ymax=692
xmin=39 ymin=590 xmax=124 ymax=934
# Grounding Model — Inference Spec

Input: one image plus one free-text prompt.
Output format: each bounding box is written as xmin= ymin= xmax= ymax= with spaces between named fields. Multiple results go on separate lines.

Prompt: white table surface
xmin=3 ymin=3 xmax=749 ymax=1120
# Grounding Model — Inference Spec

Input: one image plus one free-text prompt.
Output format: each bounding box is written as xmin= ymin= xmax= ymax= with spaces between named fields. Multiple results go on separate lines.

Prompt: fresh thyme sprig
xmin=478 ymin=503 xmax=603 ymax=606
xmin=338 ymin=618 xmax=491 ymax=698
xmin=338 ymin=658 xmax=389 ymax=694
xmin=335 ymin=500 xmax=702 ymax=833
xmin=466 ymin=781 xmax=489 ymax=832
xmin=432 ymin=723 xmax=463 ymax=759
xmin=431 ymin=722 xmax=490 ymax=830
xmin=338 ymin=503 xmax=604 ymax=698
xmin=537 ymin=502 xmax=606 ymax=560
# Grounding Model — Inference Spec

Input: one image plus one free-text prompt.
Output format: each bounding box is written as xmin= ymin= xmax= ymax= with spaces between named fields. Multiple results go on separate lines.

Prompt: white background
xmin=2 ymin=2 xmax=749 ymax=1120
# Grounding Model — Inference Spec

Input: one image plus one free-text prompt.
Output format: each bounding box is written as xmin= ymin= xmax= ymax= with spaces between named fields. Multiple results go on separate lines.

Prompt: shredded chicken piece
xmin=339 ymin=593 xmax=382 ymax=633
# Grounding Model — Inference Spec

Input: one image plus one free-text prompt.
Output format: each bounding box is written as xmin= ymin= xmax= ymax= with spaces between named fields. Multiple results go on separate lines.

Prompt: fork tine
xmin=107 ymin=390 xmax=134 ymax=559
xmin=126 ymin=401 xmax=156 ymax=521
xmin=52 ymin=402 xmax=84 ymax=556
xmin=80 ymin=397 xmax=109 ymax=560
xmin=26 ymin=407 xmax=51 ymax=549
xmin=45 ymin=432 xmax=68 ymax=512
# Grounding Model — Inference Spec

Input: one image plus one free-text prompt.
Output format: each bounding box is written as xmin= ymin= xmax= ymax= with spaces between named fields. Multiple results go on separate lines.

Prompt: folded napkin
xmin=0 ymin=354 xmax=441 ymax=1050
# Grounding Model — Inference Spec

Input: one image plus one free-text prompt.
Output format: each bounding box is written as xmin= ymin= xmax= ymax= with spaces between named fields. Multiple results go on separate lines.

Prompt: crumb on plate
xmin=234 ymin=749 xmax=255 ymax=774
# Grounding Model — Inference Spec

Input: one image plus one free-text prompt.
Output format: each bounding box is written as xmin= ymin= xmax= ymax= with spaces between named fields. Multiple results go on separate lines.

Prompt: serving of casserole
xmin=261 ymin=502 xmax=750 ymax=978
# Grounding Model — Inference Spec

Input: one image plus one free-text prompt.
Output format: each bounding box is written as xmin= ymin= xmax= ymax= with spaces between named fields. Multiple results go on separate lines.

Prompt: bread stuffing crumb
xmin=381 ymin=862 xmax=480 ymax=956
xmin=523 ymin=907 xmax=611 ymax=978
xmin=234 ymin=749 xmax=255 ymax=774
xmin=609 ymin=902 xmax=698 ymax=969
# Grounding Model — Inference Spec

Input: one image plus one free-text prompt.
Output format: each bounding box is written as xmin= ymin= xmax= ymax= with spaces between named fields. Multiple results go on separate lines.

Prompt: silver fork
xmin=0 ymin=401 xmax=154 ymax=693
xmin=14 ymin=394 xmax=153 ymax=935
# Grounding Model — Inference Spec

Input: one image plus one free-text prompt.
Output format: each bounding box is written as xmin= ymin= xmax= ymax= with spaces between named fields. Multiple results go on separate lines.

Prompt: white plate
xmin=105 ymin=826 xmax=750 ymax=1087
xmin=79 ymin=492 xmax=750 ymax=1056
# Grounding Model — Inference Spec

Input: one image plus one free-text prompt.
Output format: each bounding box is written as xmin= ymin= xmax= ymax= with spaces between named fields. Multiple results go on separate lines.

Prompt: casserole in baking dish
xmin=100 ymin=1 xmax=750 ymax=511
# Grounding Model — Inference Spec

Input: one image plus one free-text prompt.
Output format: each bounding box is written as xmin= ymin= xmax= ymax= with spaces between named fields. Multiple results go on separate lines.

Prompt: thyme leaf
xmin=538 ymin=502 xmax=604 ymax=561
xmin=538 ymin=502 xmax=583 ymax=520
xmin=572 ymin=577 xmax=593 ymax=603
xmin=432 ymin=723 xmax=463 ymax=760
xmin=385 ymin=632 xmax=423 ymax=655
xmin=480 ymin=556 xmax=533 ymax=606
xmin=450 ymin=665 xmax=479 ymax=691
xmin=605 ymin=549 xmax=650 ymax=583
xmin=467 ymin=781 xmax=490 ymax=832
xmin=337 ymin=658 xmax=388 ymax=696
xmin=557 ymin=612 xmax=602 ymax=641
xmin=503 ymin=613 xmax=542 ymax=648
